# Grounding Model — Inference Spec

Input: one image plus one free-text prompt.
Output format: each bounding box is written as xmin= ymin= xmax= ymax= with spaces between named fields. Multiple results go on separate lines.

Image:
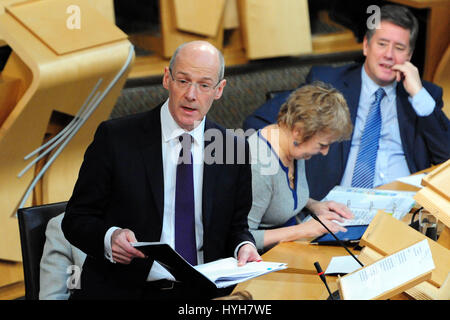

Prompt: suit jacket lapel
xmin=339 ymin=65 xmax=362 ymax=171
xmin=139 ymin=106 xmax=165 ymax=223
xmin=202 ymin=119 xmax=220 ymax=233
xmin=396 ymin=83 xmax=417 ymax=172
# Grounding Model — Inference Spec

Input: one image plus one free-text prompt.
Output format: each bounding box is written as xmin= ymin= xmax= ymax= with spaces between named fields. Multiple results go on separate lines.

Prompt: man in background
xmin=244 ymin=4 xmax=449 ymax=200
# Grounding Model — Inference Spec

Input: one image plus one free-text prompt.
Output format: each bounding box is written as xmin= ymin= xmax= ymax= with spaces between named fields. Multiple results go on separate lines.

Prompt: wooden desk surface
xmin=233 ymin=241 xmax=412 ymax=300
xmin=235 ymin=241 xmax=356 ymax=300
xmin=261 ymin=241 xmax=358 ymax=275
xmin=233 ymin=169 xmax=439 ymax=300
xmin=235 ymin=271 xmax=337 ymax=300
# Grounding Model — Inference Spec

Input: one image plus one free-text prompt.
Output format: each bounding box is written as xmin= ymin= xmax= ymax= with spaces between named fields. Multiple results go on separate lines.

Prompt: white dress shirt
xmin=152 ymin=100 xmax=206 ymax=280
xmin=340 ymin=66 xmax=436 ymax=187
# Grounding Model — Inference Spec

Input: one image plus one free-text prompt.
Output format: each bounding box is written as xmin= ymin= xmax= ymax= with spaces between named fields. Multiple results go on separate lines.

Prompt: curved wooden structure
xmin=0 ymin=0 xmax=133 ymax=297
xmin=433 ymin=45 xmax=450 ymax=118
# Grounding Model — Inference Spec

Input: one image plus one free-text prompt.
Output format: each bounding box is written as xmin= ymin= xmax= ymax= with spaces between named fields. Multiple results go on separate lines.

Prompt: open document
xmin=339 ymin=239 xmax=435 ymax=300
xmin=320 ymin=186 xmax=416 ymax=226
xmin=194 ymin=257 xmax=286 ymax=288
xmin=132 ymin=242 xmax=286 ymax=289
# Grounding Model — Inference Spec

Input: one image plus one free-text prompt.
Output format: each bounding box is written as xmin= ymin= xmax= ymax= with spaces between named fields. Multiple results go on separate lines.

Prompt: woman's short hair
xmin=277 ymin=82 xmax=352 ymax=143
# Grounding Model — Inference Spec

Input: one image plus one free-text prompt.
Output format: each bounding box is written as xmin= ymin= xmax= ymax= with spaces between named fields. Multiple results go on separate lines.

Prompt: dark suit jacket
xmin=243 ymin=64 xmax=450 ymax=201
xmin=62 ymin=105 xmax=254 ymax=299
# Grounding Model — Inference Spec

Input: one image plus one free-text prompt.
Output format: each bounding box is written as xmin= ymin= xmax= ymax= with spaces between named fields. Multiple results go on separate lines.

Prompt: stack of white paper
xmin=321 ymin=186 xmax=417 ymax=226
xmin=194 ymin=258 xmax=287 ymax=288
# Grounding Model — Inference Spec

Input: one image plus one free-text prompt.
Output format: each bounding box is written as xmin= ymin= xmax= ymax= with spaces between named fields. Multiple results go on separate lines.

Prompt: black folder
xmin=132 ymin=242 xmax=217 ymax=292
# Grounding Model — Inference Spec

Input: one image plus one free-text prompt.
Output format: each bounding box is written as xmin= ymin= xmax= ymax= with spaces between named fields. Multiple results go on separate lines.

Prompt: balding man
xmin=62 ymin=41 xmax=260 ymax=300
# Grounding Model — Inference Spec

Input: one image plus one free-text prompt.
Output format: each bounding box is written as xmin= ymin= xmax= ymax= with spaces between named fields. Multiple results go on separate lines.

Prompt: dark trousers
xmin=142 ymin=280 xmax=234 ymax=300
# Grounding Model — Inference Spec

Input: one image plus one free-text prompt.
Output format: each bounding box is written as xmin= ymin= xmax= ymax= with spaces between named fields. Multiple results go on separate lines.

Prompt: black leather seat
xmin=17 ymin=201 xmax=67 ymax=300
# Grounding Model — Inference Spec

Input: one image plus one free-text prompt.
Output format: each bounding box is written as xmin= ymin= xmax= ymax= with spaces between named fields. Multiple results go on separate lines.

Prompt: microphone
xmin=310 ymin=212 xmax=364 ymax=267
xmin=314 ymin=261 xmax=336 ymax=300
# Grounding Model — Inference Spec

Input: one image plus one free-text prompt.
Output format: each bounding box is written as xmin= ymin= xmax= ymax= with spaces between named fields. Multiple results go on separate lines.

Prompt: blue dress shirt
xmin=340 ymin=66 xmax=436 ymax=187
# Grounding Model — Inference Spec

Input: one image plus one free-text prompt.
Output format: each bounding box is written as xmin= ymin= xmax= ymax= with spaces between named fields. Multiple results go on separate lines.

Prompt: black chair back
xmin=17 ymin=201 xmax=67 ymax=300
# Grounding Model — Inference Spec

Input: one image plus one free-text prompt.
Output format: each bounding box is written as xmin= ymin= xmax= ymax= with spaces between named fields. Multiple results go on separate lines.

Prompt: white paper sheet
xmin=194 ymin=257 xmax=287 ymax=288
xmin=339 ymin=239 xmax=435 ymax=300
xmin=325 ymin=255 xmax=362 ymax=275
xmin=308 ymin=186 xmax=417 ymax=226
xmin=396 ymin=173 xmax=427 ymax=188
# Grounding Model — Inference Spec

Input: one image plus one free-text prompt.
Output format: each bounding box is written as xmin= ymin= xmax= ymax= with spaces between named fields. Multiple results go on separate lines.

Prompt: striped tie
xmin=351 ymin=88 xmax=385 ymax=188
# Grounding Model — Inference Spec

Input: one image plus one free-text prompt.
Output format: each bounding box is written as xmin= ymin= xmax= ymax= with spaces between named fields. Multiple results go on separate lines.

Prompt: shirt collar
xmin=361 ymin=64 xmax=397 ymax=102
xmin=160 ymin=99 xmax=205 ymax=146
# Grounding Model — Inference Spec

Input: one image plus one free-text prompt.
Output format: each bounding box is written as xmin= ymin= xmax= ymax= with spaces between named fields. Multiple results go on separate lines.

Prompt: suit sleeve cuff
xmin=234 ymin=241 xmax=256 ymax=259
xmin=408 ymin=87 xmax=435 ymax=117
xmin=104 ymin=226 xmax=120 ymax=263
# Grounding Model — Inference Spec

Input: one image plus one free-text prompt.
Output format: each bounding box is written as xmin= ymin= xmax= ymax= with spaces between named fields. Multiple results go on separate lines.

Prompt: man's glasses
xmin=169 ymin=68 xmax=221 ymax=93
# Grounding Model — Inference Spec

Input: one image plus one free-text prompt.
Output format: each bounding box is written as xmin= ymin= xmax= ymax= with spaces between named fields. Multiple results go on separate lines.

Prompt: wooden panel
xmin=0 ymin=0 xmax=132 ymax=263
xmin=238 ymin=0 xmax=312 ymax=59
xmin=433 ymin=45 xmax=450 ymax=118
xmin=0 ymin=260 xmax=24 ymax=300
xmin=414 ymin=160 xmax=450 ymax=228
xmin=159 ymin=0 xmax=224 ymax=58
xmin=438 ymin=226 xmax=450 ymax=249
xmin=0 ymin=74 xmax=20 ymax=126
xmin=7 ymin=0 xmax=126 ymax=55
xmin=223 ymin=0 xmax=239 ymax=29
xmin=90 ymin=0 xmax=115 ymax=23
xmin=0 ymin=260 xmax=23 ymax=288
xmin=236 ymin=272 xmax=335 ymax=300
xmin=0 ymin=280 xmax=24 ymax=300
xmin=421 ymin=160 xmax=450 ymax=199
xmin=312 ymin=32 xmax=362 ymax=54
xmin=360 ymin=212 xmax=450 ymax=288
xmin=0 ymin=0 xmax=132 ymax=298
xmin=173 ymin=0 xmax=225 ymax=37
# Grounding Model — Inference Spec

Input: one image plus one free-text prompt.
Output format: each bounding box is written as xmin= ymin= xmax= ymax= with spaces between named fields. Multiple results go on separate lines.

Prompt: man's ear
xmin=363 ymin=36 xmax=369 ymax=57
xmin=162 ymin=66 xmax=170 ymax=90
xmin=214 ymin=79 xmax=227 ymax=100
xmin=406 ymin=49 xmax=413 ymax=62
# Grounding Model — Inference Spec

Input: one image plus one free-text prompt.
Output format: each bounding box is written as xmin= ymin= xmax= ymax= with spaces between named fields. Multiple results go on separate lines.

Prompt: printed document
xmin=132 ymin=242 xmax=287 ymax=288
xmin=339 ymin=239 xmax=435 ymax=300
xmin=320 ymin=186 xmax=416 ymax=226
xmin=194 ymin=257 xmax=287 ymax=288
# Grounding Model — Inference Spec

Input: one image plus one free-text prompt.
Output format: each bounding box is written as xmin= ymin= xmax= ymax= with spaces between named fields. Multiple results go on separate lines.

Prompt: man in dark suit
xmin=243 ymin=5 xmax=449 ymax=201
xmin=62 ymin=41 xmax=260 ymax=299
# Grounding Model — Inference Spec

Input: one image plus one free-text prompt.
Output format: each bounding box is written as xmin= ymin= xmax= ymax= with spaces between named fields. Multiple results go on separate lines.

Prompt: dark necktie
xmin=174 ymin=133 xmax=197 ymax=265
xmin=351 ymin=88 xmax=386 ymax=188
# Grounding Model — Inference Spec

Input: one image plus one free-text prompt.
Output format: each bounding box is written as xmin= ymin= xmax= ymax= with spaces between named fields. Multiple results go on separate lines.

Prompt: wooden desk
xmin=233 ymin=241 xmax=411 ymax=300
xmin=235 ymin=242 xmax=358 ymax=300
xmin=233 ymin=170 xmax=436 ymax=300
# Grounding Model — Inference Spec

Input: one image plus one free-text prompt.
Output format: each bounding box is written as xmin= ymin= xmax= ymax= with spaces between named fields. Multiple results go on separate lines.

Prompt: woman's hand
xmin=302 ymin=213 xmax=347 ymax=238
xmin=307 ymin=199 xmax=354 ymax=222
xmin=303 ymin=199 xmax=354 ymax=238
